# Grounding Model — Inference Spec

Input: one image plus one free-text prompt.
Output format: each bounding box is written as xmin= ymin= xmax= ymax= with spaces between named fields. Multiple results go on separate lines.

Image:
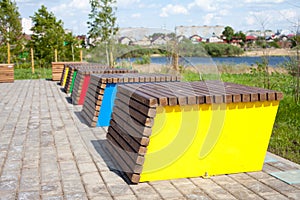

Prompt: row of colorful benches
xmin=54 ymin=62 xmax=283 ymax=184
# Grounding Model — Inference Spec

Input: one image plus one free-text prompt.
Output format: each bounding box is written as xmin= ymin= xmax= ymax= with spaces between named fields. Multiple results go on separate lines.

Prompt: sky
xmin=15 ymin=0 xmax=300 ymax=35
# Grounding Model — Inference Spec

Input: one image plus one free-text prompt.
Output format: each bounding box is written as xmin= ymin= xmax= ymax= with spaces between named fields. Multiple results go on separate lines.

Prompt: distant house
xmin=119 ymin=37 xmax=133 ymax=45
xmin=207 ymin=33 xmax=223 ymax=43
xmin=177 ymin=35 xmax=186 ymax=42
xmin=231 ymin=37 xmax=243 ymax=47
xmin=131 ymin=36 xmax=151 ymax=46
xmin=190 ymin=35 xmax=202 ymax=43
xmin=151 ymin=35 xmax=167 ymax=45
xmin=246 ymin=35 xmax=257 ymax=42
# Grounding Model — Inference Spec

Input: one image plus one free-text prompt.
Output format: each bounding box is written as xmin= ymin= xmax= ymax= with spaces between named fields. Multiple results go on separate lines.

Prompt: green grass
xmin=14 ymin=67 xmax=52 ymax=80
xmin=182 ymin=70 xmax=300 ymax=164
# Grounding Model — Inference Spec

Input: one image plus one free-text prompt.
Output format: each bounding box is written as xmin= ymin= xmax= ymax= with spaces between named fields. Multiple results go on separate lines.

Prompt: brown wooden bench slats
xmin=81 ymin=73 xmax=180 ymax=127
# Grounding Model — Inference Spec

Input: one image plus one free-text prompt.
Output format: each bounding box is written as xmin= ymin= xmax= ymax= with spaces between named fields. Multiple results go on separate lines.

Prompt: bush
xmin=134 ymin=55 xmax=151 ymax=65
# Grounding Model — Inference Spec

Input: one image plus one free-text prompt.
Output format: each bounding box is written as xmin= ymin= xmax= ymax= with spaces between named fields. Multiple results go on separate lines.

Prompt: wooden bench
xmin=105 ymin=81 xmax=283 ymax=183
xmin=71 ymin=68 xmax=138 ymax=105
xmin=81 ymin=73 xmax=180 ymax=127
xmin=52 ymin=62 xmax=85 ymax=81
xmin=0 ymin=64 xmax=14 ymax=83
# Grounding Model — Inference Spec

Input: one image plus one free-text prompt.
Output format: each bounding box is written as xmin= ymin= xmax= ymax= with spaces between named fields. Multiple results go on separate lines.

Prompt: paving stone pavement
xmin=0 ymin=79 xmax=300 ymax=200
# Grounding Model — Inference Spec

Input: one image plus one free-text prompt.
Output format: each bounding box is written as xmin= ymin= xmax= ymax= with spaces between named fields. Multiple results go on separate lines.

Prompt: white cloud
xmin=246 ymin=16 xmax=256 ymax=26
xmin=203 ymin=13 xmax=215 ymax=25
xmin=117 ymin=0 xmax=140 ymax=7
xmin=131 ymin=13 xmax=141 ymax=18
xmin=188 ymin=0 xmax=217 ymax=12
xmin=245 ymin=0 xmax=285 ymax=3
xmin=51 ymin=0 xmax=89 ymax=13
xmin=279 ymin=9 xmax=297 ymax=20
xmin=160 ymin=4 xmax=188 ymax=17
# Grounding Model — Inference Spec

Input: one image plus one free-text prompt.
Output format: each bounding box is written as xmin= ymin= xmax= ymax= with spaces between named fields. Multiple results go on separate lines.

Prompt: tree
xmin=234 ymin=31 xmax=246 ymax=46
xmin=87 ymin=0 xmax=118 ymax=67
xmin=222 ymin=26 xmax=235 ymax=43
xmin=0 ymin=0 xmax=23 ymax=63
xmin=30 ymin=5 xmax=65 ymax=67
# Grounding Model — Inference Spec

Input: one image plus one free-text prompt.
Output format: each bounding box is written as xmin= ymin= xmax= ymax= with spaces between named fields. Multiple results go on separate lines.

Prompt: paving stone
xmin=78 ymin=162 xmax=99 ymax=174
xmin=101 ymin=171 xmax=126 ymax=185
xmin=19 ymin=170 xmax=40 ymax=191
xmin=41 ymin=181 xmax=63 ymax=197
xmin=260 ymin=177 xmax=297 ymax=192
xmin=150 ymin=181 xmax=184 ymax=199
xmin=106 ymin=183 xmax=134 ymax=196
xmin=84 ymin=184 xmax=111 ymax=198
xmin=239 ymin=180 xmax=279 ymax=197
xmin=41 ymin=195 xmax=64 ymax=200
xmin=212 ymin=176 xmax=262 ymax=200
xmin=0 ymin=191 xmax=16 ymax=200
xmin=65 ymin=193 xmax=88 ymax=200
xmin=0 ymin=180 xmax=18 ymax=193
xmin=88 ymin=195 xmax=113 ymax=200
xmin=263 ymin=194 xmax=290 ymax=200
xmin=130 ymin=183 xmax=161 ymax=199
xmin=247 ymin=171 xmax=272 ymax=180
xmin=0 ymin=170 xmax=20 ymax=181
xmin=191 ymin=178 xmax=236 ymax=199
xmin=17 ymin=191 xmax=40 ymax=200
xmin=113 ymin=195 xmax=138 ymax=200
xmin=62 ymin=180 xmax=86 ymax=195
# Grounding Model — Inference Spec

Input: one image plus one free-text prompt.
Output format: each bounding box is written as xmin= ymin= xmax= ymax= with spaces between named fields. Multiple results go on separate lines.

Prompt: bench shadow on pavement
xmin=73 ymin=111 xmax=133 ymax=184
xmin=91 ymin=139 xmax=133 ymax=184
xmin=74 ymin=111 xmax=90 ymax=127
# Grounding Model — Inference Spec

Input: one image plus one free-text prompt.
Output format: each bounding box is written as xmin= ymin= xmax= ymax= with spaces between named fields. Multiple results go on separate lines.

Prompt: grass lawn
xmin=14 ymin=67 xmax=52 ymax=80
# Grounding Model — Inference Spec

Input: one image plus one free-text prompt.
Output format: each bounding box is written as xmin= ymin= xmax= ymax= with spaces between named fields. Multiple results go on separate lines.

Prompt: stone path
xmin=0 ymin=79 xmax=299 ymax=200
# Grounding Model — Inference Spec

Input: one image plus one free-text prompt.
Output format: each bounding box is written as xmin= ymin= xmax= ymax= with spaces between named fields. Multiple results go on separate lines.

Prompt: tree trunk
xmin=172 ymin=53 xmax=178 ymax=71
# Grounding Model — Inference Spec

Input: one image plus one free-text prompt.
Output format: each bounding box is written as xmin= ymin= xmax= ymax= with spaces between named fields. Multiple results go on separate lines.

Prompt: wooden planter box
xmin=71 ymin=68 xmax=138 ymax=105
xmin=81 ymin=73 xmax=180 ymax=127
xmin=105 ymin=81 xmax=283 ymax=183
xmin=0 ymin=64 xmax=14 ymax=83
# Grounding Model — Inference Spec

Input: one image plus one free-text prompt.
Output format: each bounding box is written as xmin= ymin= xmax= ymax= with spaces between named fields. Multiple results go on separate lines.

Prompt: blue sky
xmin=16 ymin=0 xmax=300 ymax=35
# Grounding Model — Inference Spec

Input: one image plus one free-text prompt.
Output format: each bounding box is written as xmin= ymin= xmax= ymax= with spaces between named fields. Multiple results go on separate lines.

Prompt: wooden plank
xmin=111 ymin=109 xmax=153 ymax=137
xmin=108 ymin=123 xmax=148 ymax=155
xmin=118 ymin=85 xmax=158 ymax=107
xmin=114 ymin=99 xmax=154 ymax=127
xmin=116 ymin=92 xmax=157 ymax=117
xmin=105 ymin=138 xmax=143 ymax=174
xmin=110 ymin=119 xmax=150 ymax=147
xmin=105 ymin=141 xmax=141 ymax=183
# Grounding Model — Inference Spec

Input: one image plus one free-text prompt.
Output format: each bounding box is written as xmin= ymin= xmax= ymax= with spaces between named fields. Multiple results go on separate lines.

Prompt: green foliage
xmin=222 ymin=26 xmax=234 ymax=42
xmin=87 ymin=0 xmax=118 ymax=66
xmin=134 ymin=55 xmax=151 ymax=65
xmin=268 ymin=41 xmax=280 ymax=48
xmin=30 ymin=5 xmax=65 ymax=67
xmin=87 ymin=0 xmax=118 ymax=42
xmin=0 ymin=0 xmax=23 ymax=63
xmin=204 ymin=43 xmax=244 ymax=57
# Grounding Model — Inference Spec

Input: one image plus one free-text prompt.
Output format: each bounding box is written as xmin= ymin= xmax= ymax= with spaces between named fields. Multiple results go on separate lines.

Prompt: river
xmin=119 ymin=56 xmax=292 ymax=67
